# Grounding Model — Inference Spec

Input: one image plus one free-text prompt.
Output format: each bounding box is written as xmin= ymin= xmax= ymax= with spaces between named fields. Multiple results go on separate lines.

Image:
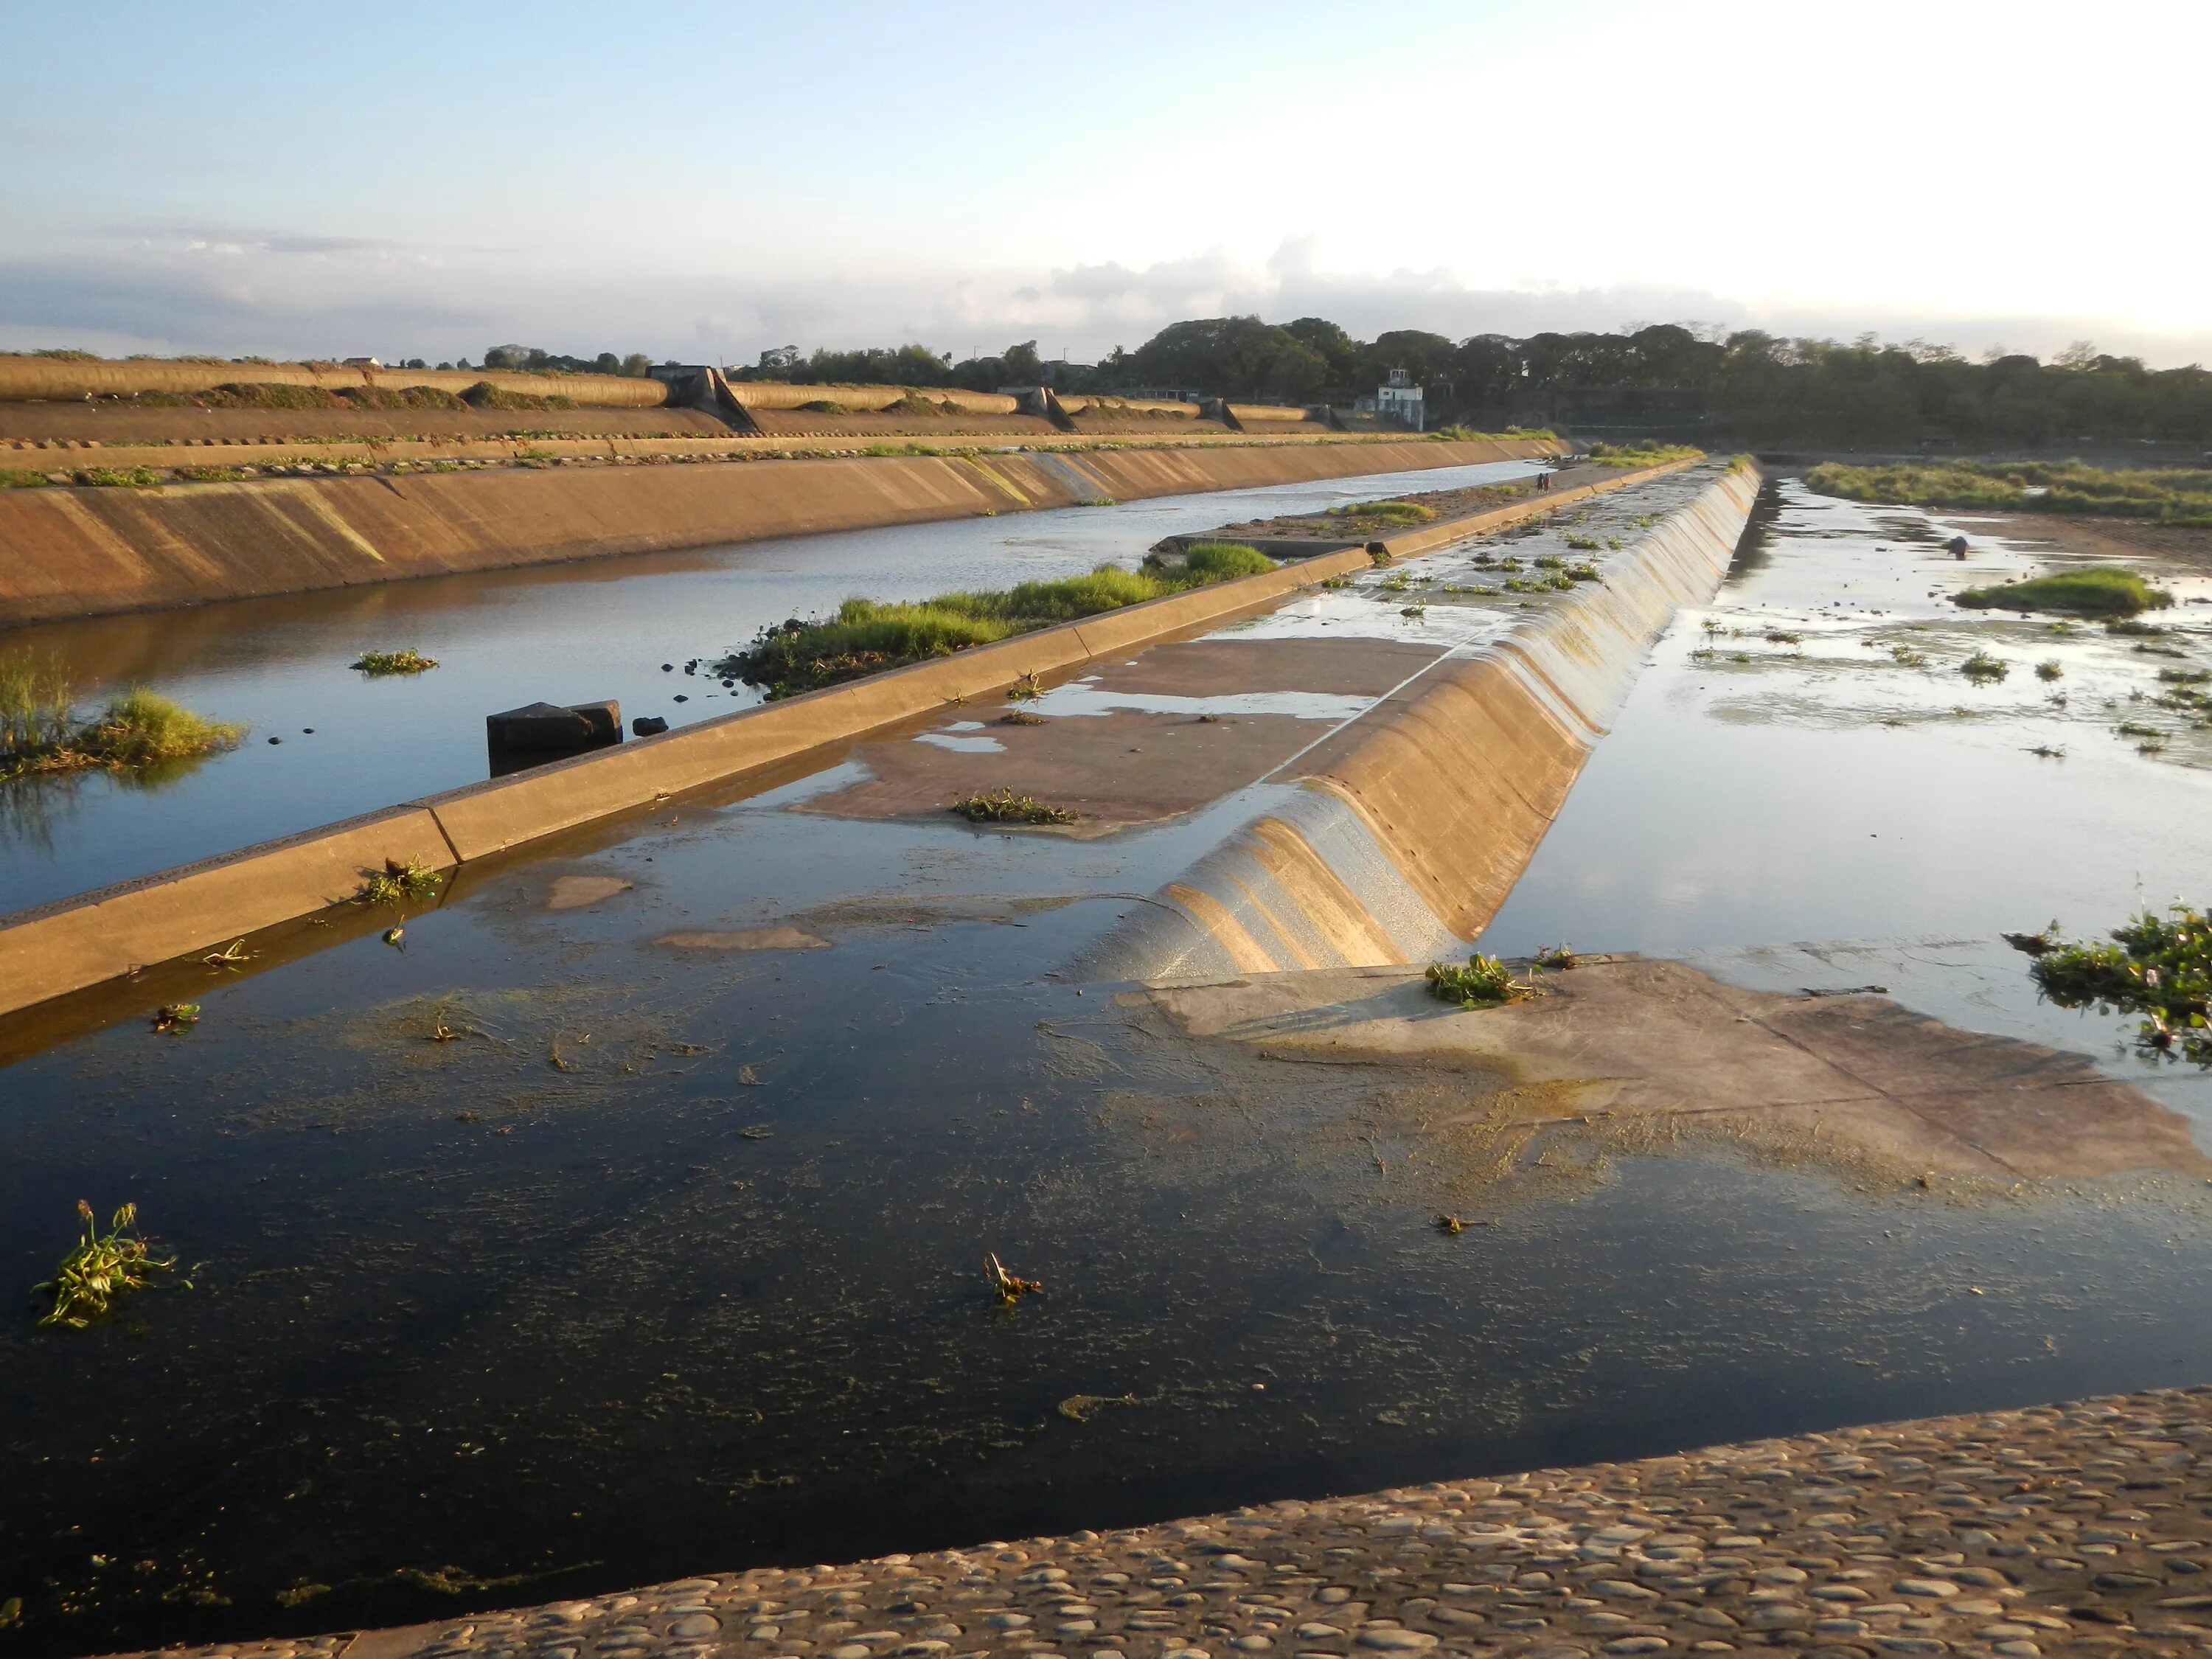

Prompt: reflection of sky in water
xmin=1481 ymin=475 xmax=2212 ymax=961
xmin=0 ymin=459 xmax=1543 ymax=914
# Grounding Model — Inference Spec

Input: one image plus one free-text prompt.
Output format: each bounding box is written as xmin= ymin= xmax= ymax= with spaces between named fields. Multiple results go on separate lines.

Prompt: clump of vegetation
xmin=1960 ymin=651 xmax=2008 ymax=682
xmin=1807 ymin=458 xmax=2212 ymax=524
xmin=351 ymin=648 xmax=440 ymax=676
xmin=952 ymin=787 xmax=1078 ymax=825
xmin=2 ymin=661 xmax=245 ymax=782
xmin=798 ymin=400 xmax=852 ymax=415
xmin=2031 ymin=905 xmax=2212 ymax=1063
xmin=719 ymin=546 xmax=1276 ymax=698
xmin=1425 ymin=953 xmax=1544 ymax=1009
xmin=1955 ymin=568 xmax=2173 ymax=619
xmin=358 ymin=857 xmax=443 ymax=907
xmin=461 ymin=381 xmax=576 ymax=411
xmin=1326 ymin=498 xmax=1436 ymax=527
xmin=2035 ymin=658 xmax=2065 ymax=680
xmin=36 ymin=1200 xmax=184 ymax=1329
xmin=1563 ymin=536 xmax=1600 ymax=552
xmin=1584 ymin=442 xmax=1703 ymax=467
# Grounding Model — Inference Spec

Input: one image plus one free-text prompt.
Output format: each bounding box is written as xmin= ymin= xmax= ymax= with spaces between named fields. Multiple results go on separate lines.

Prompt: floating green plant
xmin=2031 ymin=904 xmax=2212 ymax=1063
xmin=36 ymin=1200 xmax=184 ymax=1329
xmin=1960 ymin=651 xmax=2008 ymax=682
xmin=351 ymin=648 xmax=440 ymax=676
xmin=2034 ymin=659 xmax=2064 ymax=681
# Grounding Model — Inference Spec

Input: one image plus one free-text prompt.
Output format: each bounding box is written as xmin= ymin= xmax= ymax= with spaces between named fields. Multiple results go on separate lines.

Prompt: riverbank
xmin=0 ymin=437 xmax=1559 ymax=627
xmin=97 ymin=1380 xmax=2212 ymax=1659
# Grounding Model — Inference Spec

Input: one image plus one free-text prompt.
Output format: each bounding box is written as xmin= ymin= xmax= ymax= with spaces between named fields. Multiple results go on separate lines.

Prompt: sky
xmin=3 ymin=0 xmax=2207 ymax=368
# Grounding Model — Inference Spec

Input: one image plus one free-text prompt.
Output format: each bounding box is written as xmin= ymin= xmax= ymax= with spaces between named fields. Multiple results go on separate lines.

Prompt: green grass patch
xmin=1584 ymin=442 xmax=1703 ymax=467
xmin=1806 ymin=458 xmax=2212 ymax=524
xmin=1 ymin=669 xmax=245 ymax=781
xmin=1959 ymin=651 xmax=2008 ymax=682
xmin=1955 ymin=568 xmax=2172 ymax=618
xmin=1327 ymin=498 xmax=1436 ymax=526
xmin=351 ymin=648 xmax=440 ymax=676
xmin=952 ymin=787 xmax=1078 ymax=825
xmin=77 ymin=466 xmax=165 ymax=487
xmin=36 ymin=1200 xmax=184 ymax=1329
xmin=718 ymin=549 xmax=1277 ymax=698
xmin=0 ymin=467 xmax=51 ymax=488
xmin=2031 ymin=905 xmax=2212 ymax=1064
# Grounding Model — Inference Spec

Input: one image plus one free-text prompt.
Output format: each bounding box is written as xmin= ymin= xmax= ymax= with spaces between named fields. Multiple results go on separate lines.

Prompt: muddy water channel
xmin=8 ymin=471 xmax=2212 ymax=1659
xmin=0 ymin=458 xmax=1543 ymax=917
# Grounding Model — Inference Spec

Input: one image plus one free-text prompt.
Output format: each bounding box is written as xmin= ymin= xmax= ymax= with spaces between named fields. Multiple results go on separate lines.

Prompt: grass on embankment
xmin=1 ymin=655 xmax=244 ymax=782
xmin=718 ymin=542 xmax=1276 ymax=698
xmin=1586 ymin=442 xmax=1704 ymax=467
xmin=1327 ymin=499 xmax=1437 ymax=527
xmin=1806 ymin=459 xmax=2212 ymax=525
xmin=1955 ymin=568 xmax=2174 ymax=619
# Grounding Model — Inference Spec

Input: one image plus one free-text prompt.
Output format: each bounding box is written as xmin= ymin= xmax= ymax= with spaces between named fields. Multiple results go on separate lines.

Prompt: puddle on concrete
xmin=1026 ymin=677 xmax=1374 ymax=722
xmin=8 ymin=465 xmax=2212 ymax=1658
xmin=0 ymin=459 xmax=1545 ymax=917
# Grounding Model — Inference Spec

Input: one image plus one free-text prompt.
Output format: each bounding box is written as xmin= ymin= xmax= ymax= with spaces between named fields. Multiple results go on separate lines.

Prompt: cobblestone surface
xmin=132 ymin=1385 xmax=2212 ymax=1659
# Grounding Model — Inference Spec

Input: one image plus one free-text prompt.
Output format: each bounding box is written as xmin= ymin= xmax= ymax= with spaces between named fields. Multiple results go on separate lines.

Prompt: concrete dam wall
xmin=1077 ymin=461 xmax=1762 ymax=979
xmin=0 ymin=435 xmax=1558 ymax=625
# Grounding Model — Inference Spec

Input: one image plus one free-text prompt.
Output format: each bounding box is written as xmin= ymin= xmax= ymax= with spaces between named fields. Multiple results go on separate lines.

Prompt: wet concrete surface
xmin=10 ymin=468 xmax=2212 ymax=1659
xmin=0 ymin=459 xmax=1545 ymax=917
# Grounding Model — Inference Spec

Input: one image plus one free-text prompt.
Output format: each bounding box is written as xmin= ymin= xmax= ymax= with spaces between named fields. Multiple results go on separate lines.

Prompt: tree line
xmin=728 ymin=318 xmax=2212 ymax=445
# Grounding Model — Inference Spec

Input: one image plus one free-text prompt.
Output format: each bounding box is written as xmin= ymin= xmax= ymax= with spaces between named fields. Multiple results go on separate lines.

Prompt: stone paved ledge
xmin=128 ymin=1385 xmax=2212 ymax=1659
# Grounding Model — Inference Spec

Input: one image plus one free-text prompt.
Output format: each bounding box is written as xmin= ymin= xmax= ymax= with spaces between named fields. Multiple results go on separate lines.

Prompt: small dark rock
xmin=673 ymin=694 xmax=689 ymax=703
xmin=1945 ymin=535 xmax=1969 ymax=557
xmin=661 ymin=663 xmax=674 ymax=672
xmin=267 ymin=735 xmax=281 ymax=744
xmin=302 ymin=728 xmax=314 ymax=734
xmin=633 ymin=715 xmax=669 ymax=736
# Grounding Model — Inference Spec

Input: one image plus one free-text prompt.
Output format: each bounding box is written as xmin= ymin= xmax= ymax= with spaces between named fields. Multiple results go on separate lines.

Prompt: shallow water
xmin=1479 ymin=476 xmax=2212 ymax=957
xmin=0 ymin=458 xmax=1543 ymax=916
xmin=9 ymin=470 xmax=2212 ymax=1659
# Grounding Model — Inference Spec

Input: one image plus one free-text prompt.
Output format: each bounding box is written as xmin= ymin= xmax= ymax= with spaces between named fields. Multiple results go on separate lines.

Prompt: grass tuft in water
xmin=2032 ymin=905 xmax=2212 ymax=1064
xmin=2 ymin=667 xmax=245 ymax=781
xmin=717 ymin=547 xmax=1274 ymax=698
xmin=357 ymin=857 xmax=444 ymax=907
xmin=1960 ymin=651 xmax=2008 ymax=682
xmin=351 ymin=648 xmax=440 ymax=676
xmin=1425 ymin=953 xmax=1545 ymax=1009
xmin=1955 ymin=568 xmax=2172 ymax=619
xmin=952 ymin=787 xmax=1078 ymax=825
xmin=2035 ymin=659 xmax=2064 ymax=681
xmin=37 ymin=1200 xmax=184 ymax=1329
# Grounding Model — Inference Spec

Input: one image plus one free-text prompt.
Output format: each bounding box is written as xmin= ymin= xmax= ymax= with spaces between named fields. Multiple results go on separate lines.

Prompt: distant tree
xmin=622 ymin=353 xmax=653 ymax=378
xmin=1283 ymin=317 xmax=1361 ymax=381
xmin=1130 ymin=317 xmax=1329 ymax=401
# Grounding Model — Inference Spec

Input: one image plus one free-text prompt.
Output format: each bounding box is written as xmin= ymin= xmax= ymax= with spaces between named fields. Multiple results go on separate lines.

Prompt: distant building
xmin=756 ymin=346 xmax=801 ymax=373
xmin=342 ymin=356 xmax=383 ymax=369
xmin=1373 ymin=366 xmax=1424 ymax=431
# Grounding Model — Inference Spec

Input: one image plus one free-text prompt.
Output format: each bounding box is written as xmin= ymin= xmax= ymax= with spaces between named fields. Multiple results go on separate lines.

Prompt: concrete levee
xmin=1077 ymin=461 xmax=1761 ymax=980
xmin=0 ymin=454 xmax=1683 ymax=1018
xmin=0 ymin=435 xmax=1559 ymax=625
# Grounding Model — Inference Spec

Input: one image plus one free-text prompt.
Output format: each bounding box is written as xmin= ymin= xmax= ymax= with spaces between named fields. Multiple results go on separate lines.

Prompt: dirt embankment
xmin=1980 ymin=510 xmax=2212 ymax=571
xmin=0 ymin=403 xmax=732 ymax=445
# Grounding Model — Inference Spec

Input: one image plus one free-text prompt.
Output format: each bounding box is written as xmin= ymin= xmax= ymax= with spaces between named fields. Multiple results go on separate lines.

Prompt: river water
xmin=7 ymin=472 xmax=2212 ymax=1659
xmin=0 ymin=458 xmax=1544 ymax=917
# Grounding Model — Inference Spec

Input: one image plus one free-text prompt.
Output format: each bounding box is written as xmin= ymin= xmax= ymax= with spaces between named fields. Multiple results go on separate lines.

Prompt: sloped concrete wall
xmin=0 ymin=355 xmax=669 ymax=406
xmin=1078 ymin=462 xmax=1761 ymax=980
xmin=0 ymin=436 xmax=1559 ymax=625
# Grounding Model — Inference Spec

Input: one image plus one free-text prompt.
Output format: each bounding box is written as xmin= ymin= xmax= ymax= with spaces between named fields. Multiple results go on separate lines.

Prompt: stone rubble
xmin=127 ymin=1385 xmax=2212 ymax=1659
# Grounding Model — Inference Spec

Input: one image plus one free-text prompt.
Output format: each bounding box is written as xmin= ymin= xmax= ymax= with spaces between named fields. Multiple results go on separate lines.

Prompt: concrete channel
xmin=0 ymin=459 xmax=1697 ymax=1021
xmin=18 ymin=456 xmax=2212 ymax=1659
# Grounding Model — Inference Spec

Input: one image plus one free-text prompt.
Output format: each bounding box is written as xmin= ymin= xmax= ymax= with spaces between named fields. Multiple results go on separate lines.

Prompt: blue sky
xmin=4 ymin=0 xmax=2206 ymax=365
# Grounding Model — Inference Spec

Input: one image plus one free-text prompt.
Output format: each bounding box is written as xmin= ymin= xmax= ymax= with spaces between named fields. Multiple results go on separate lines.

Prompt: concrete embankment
xmin=106 ymin=1380 xmax=2212 ymax=1659
xmin=1079 ymin=461 xmax=1762 ymax=978
xmin=0 ymin=436 xmax=1556 ymax=626
xmin=0 ymin=456 xmax=1668 ymax=1022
